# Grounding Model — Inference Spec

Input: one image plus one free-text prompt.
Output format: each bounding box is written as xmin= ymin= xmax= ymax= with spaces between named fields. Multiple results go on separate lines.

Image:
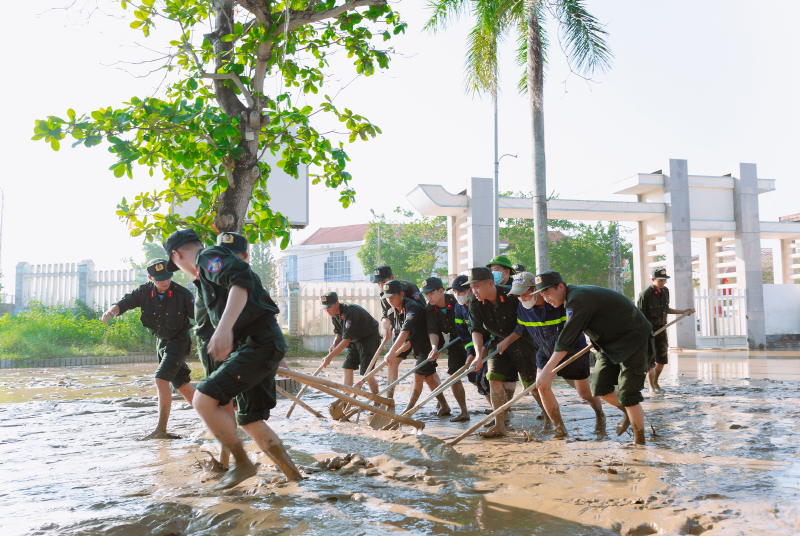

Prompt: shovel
xmin=447 ymin=309 xmax=696 ymax=446
xmin=276 ymin=385 xmax=324 ymax=419
xmin=363 ymin=337 xmax=462 ymax=429
xmin=328 ymin=335 xmax=389 ymax=419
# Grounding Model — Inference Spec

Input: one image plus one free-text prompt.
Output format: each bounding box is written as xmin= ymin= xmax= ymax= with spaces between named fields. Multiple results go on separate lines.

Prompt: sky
xmin=2 ymin=0 xmax=799 ymax=288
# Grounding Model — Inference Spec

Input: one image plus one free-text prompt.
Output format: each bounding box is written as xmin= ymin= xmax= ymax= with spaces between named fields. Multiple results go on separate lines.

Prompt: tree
xmin=425 ymin=0 xmax=612 ymax=273
xmin=128 ymin=241 xmax=193 ymax=287
xmin=33 ymin=0 xmax=407 ymax=248
xmin=250 ymin=241 xmax=277 ymax=292
xmin=357 ymin=209 xmax=447 ymax=284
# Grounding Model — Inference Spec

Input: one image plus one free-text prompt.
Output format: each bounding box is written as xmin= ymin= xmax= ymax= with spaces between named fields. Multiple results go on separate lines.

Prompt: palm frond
xmin=549 ymin=0 xmax=613 ymax=75
xmin=424 ymin=0 xmax=472 ymax=32
xmin=464 ymin=21 xmax=499 ymax=96
xmin=515 ymin=1 xmax=548 ymax=94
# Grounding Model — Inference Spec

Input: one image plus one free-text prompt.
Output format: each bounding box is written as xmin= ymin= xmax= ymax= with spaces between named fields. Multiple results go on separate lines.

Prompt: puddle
xmin=1 ymin=352 xmax=800 ymax=535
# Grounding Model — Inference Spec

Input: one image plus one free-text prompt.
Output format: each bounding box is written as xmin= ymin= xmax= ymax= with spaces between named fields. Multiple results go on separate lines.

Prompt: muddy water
xmin=1 ymin=352 xmax=800 ymax=535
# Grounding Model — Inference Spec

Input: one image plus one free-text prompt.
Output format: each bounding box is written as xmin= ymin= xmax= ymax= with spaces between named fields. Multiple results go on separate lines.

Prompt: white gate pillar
xmin=465 ymin=177 xmax=495 ymax=269
xmin=733 ymin=162 xmax=766 ymax=349
xmin=631 ymin=221 xmax=647 ymax=297
xmin=663 ymin=159 xmax=696 ymax=349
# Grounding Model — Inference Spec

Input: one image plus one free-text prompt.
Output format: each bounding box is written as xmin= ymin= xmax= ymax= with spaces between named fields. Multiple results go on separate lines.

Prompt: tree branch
xmin=287 ymin=0 xmax=387 ymax=32
xmin=201 ymin=72 xmax=255 ymax=107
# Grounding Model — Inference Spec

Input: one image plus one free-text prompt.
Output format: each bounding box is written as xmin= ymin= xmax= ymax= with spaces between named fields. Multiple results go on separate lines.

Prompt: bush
xmin=0 ymin=302 xmax=155 ymax=359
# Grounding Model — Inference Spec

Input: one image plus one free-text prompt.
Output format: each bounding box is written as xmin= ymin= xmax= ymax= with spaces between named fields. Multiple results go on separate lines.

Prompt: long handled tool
xmin=276 ymin=385 xmax=324 ymax=418
xmin=278 ymin=368 xmax=425 ymax=431
xmin=447 ymin=310 xmax=695 ymax=446
xmin=285 ymin=363 xmax=325 ymax=418
xmin=278 ymin=368 xmax=393 ymax=406
xmin=357 ymin=337 xmax=462 ymax=427
xmin=328 ymin=336 xmax=390 ymax=418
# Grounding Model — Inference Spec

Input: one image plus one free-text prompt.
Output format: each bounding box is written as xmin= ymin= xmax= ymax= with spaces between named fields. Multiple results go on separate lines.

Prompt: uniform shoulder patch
xmin=206 ymin=256 xmax=223 ymax=273
xmin=566 ymin=309 xmax=573 ymax=322
xmin=412 ymin=291 xmax=421 ymax=301
xmin=407 ymin=311 xmax=415 ymax=320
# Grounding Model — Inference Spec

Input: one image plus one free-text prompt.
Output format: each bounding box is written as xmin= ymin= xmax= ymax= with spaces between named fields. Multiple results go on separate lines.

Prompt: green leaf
xmin=50 ymin=139 xmax=60 ymax=151
xmin=67 ymin=108 xmax=76 ymax=121
xmin=220 ymin=34 xmax=236 ymax=42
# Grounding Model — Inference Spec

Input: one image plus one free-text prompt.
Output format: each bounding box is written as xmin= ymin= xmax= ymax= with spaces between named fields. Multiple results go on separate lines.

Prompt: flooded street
xmin=2 ymin=351 xmax=800 ymax=535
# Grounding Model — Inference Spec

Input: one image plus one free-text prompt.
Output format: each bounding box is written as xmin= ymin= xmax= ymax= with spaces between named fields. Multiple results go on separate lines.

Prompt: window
xmin=324 ymin=251 xmax=350 ymax=282
xmin=285 ymin=255 xmax=298 ymax=283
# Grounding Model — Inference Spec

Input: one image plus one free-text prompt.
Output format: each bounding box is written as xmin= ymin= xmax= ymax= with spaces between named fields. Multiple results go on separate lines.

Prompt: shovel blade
xmin=368 ymin=412 xmax=393 ymax=430
xmin=328 ymin=401 xmax=347 ymax=420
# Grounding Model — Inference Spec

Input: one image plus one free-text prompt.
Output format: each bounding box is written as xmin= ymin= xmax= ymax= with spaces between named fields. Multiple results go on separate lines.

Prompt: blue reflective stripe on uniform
xmin=517 ymin=316 xmax=567 ymax=327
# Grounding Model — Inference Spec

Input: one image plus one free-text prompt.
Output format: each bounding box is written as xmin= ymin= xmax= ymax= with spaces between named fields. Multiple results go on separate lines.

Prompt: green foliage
xmin=0 ymin=302 xmax=154 ymax=359
xmin=500 ymin=192 xmax=634 ymax=298
xmin=128 ymin=241 xmax=193 ymax=288
xmin=357 ymin=208 xmax=447 ymax=284
xmin=33 ymin=0 xmax=407 ymax=246
xmin=250 ymin=241 xmax=277 ymax=293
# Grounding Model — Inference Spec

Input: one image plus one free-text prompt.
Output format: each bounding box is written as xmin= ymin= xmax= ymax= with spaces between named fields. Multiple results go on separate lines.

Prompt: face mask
xmin=455 ymin=292 xmax=470 ymax=305
xmin=492 ymin=271 xmax=503 ymax=284
xmin=520 ymin=297 xmax=535 ymax=309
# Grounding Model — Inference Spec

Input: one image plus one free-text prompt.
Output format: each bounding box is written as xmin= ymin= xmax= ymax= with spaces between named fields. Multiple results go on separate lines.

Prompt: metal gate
xmin=693 ymin=288 xmax=748 ymax=348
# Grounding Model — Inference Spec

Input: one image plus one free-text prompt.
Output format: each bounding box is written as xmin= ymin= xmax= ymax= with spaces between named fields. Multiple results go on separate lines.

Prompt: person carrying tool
xmin=536 ymin=270 xmax=654 ymax=446
xmin=421 ymin=276 xmax=471 ymax=422
xmin=382 ymin=280 xmax=451 ymax=416
xmin=637 ymin=268 xmax=692 ymax=395
xmin=450 ymin=275 xmax=484 ymax=398
xmin=101 ymin=258 xmax=195 ymax=441
xmin=499 ymin=272 xmax=605 ymax=438
xmin=319 ymin=291 xmax=381 ymax=394
xmin=465 ymin=267 xmax=545 ymax=439
xmin=164 ymin=228 xmax=302 ymax=489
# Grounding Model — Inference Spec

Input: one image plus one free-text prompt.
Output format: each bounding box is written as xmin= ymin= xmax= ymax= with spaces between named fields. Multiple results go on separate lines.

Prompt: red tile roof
xmin=300 ymin=224 xmax=369 ymax=245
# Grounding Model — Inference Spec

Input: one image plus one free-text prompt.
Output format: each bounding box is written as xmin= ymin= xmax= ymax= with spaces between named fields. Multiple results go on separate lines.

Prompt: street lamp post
xmin=370 ymin=209 xmax=381 ymax=266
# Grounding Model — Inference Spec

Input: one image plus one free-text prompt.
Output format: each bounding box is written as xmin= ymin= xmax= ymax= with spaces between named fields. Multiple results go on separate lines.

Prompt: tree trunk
xmin=528 ymin=3 xmax=549 ymax=272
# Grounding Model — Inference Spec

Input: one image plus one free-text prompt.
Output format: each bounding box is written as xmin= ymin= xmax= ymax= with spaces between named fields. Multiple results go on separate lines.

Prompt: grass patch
xmin=0 ymin=302 xmax=155 ymax=360
xmin=283 ymin=334 xmax=328 ymax=358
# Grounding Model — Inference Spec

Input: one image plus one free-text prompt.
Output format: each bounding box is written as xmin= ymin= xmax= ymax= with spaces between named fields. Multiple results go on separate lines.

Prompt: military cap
xmin=465 ymin=266 xmax=493 ymax=285
xmin=486 ymin=255 xmax=516 ymax=274
xmin=371 ymin=265 xmax=393 ymax=283
xmin=217 ymin=232 xmax=248 ymax=254
xmin=420 ymin=276 xmax=444 ymax=294
xmin=163 ymin=229 xmax=202 ymax=271
xmin=652 ymin=268 xmax=670 ymax=280
xmin=533 ymin=270 xmax=564 ymax=292
xmin=146 ymin=258 xmax=172 ymax=281
xmin=508 ymin=272 xmax=538 ymax=295
xmin=448 ymin=274 xmax=470 ymax=292
xmin=320 ymin=291 xmax=338 ymax=309
xmin=382 ymin=280 xmax=404 ymax=297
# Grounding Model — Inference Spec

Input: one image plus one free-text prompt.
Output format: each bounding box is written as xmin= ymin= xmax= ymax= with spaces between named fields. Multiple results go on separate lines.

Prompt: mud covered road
xmin=1 ymin=351 xmax=799 ymax=535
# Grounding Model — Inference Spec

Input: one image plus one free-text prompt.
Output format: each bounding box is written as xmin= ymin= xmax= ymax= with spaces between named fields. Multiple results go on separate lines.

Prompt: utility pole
xmin=370 ymin=209 xmax=381 ymax=266
xmin=608 ymin=222 xmax=623 ymax=292
xmin=493 ymin=90 xmax=500 ymax=256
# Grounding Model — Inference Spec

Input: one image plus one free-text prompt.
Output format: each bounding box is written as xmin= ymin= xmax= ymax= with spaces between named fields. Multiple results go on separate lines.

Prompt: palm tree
xmin=426 ymin=0 xmax=612 ymax=271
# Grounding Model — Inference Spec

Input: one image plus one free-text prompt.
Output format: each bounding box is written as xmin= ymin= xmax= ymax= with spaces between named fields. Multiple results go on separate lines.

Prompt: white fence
xmin=15 ymin=261 xmax=146 ymax=312
xmin=693 ymin=288 xmax=748 ymax=348
xmin=274 ymin=281 xmax=382 ymax=336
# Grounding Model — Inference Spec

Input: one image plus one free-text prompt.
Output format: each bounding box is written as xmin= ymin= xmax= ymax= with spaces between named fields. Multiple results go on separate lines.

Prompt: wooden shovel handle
xmin=285 ymin=363 xmax=325 ymax=418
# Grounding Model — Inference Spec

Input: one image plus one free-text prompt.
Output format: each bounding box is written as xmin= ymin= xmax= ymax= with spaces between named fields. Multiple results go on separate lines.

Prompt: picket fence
xmin=693 ymin=288 xmax=748 ymax=348
xmin=14 ymin=261 xmax=146 ymax=312
xmin=274 ymin=281 xmax=382 ymax=336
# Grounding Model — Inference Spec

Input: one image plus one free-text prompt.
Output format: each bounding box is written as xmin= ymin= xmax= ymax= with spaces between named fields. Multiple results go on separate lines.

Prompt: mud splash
xmin=1 ymin=352 xmax=800 ymax=535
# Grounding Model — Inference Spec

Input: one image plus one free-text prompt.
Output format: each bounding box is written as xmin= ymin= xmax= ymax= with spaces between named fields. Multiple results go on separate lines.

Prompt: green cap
xmin=533 ymin=271 xmax=564 ymax=292
xmin=508 ymin=272 xmax=537 ymax=295
xmin=652 ymin=268 xmax=670 ymax=280
xmin=146 ymin=259 xmax=172 ymax=281
xmin=465 ymin=266 xmax=493 ymax=285
xmin=420 ymin=277 xmax=444 ymax=294
xmin=320 ymin=291 xmax=338 ymax=308
xmin=382 ymin=280 xmax=404 ymax=297
xmin=486 ymin=255 xmax=516 ymax=274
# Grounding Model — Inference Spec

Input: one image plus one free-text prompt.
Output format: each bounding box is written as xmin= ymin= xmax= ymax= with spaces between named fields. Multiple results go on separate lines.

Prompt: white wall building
xmin=276 ymin=224 xmax=371 ymax=285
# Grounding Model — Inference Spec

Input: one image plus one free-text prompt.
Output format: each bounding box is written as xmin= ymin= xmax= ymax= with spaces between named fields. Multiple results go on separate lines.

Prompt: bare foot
xmin=478 ymin=426 xmax=507 ymax=439
xmin=654 ymin=380 xmax=663 ymax=393
xmin=633 ymin=427 xmax=646 ymax=446
xmin=449 ymin=412 xmax=470 ymax=423
xmin=213 ymin=461 xmax=258 ymax=490
xmin=594 ymin=412 xmax=607 ymax=434
xmin=437 ymin=405 xmax=452 ymax=417
xmin=540 ymin=419 xmax=554 ymax=433
xmin=140 ymin=430 xmax=182 ymax=440
xmin=484 ymin=419 xmax=509 ymax=428
xmin=616 ymin=414 xmax=631 ymax=436
xmin=553 ymin=423 xmax=568 ymax=439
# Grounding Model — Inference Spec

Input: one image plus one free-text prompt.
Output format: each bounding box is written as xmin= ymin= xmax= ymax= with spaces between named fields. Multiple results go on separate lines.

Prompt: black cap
xmin=163 ymin=229 xmax=201 ymax=271
xmin=449 ymin=274 xmax=470 ymax=292
xmin=465 ymin=266 xmax=493 ymax=285
xmin=513 ymin=263 xmax=526 ymax=273
xmin=320 ymin=291 xmax=338 ymax=308
xmin=533 ymin=271 xmax=564 ymax=292
xmin=382 ymin=280 xmax=404 ymax=297
xmin=217 ymin=232 xmax=248 ymax=254
xmin=146 ymin=259 xmax=172 ymax=281
xmin=420 ymin=277 xmax=444 ymax=294
xmin=652 ymin=268 xmax=670 ymax=279
xmin=372 ymin=265 xmax=393 ymax=283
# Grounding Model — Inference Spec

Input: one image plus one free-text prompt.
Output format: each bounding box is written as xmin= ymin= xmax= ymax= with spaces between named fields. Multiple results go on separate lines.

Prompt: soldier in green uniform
xmin=101 ymin=259 xmax=195 ymax=440
xmin=421 ymin=276 xmax=470 ymax=422
xmin=536 ymin=270 xmax=654 ymax=445
xmin=372 ymin=266 xmax=424 ymax=396
xmin=465 ymin=267 xmax=545 ymax=438
xmin=382 ymin=280 xmax=451 ymax=415
xmin=319 ymin=291 xmax=381 ymax=394
xmin=164 ymin=229 xmax=301 ymax=489
xmin=637 ymin=268 xmax=692 ymax=395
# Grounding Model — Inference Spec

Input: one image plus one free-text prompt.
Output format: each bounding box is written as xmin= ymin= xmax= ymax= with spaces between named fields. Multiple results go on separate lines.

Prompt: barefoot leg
xmin=241 ymin=420 xmax=302 ymax=481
